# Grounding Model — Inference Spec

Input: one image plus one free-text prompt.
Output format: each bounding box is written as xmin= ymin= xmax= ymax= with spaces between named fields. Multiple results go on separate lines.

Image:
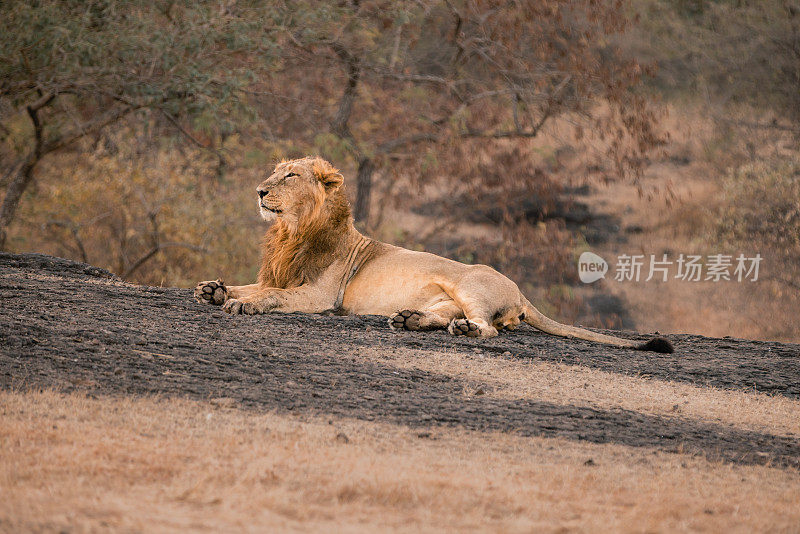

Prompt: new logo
xmin=578 ymin=251 xmax=608 ymax=284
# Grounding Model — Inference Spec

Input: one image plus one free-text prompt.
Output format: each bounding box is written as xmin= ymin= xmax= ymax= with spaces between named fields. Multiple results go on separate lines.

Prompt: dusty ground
xmin=1 ymin=252 xmax=799 ymax=532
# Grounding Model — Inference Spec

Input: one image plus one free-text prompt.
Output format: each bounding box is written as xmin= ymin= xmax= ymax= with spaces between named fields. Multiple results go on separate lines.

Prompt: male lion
xmin=194 ymin=156 xmax=673 ymax=353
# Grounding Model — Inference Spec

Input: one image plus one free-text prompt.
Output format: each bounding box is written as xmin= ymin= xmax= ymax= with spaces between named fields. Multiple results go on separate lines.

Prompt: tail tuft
xmin=636 ymin=337 xmax=674 ymax=353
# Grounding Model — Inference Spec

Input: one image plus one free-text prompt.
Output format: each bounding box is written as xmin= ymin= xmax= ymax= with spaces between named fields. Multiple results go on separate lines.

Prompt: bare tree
xmin=257 ymin=1 xmax=658 ymax=223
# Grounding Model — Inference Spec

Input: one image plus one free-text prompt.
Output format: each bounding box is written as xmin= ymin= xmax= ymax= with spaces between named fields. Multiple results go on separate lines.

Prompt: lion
xmin=194 ymin=156 xmax=673 ymax=353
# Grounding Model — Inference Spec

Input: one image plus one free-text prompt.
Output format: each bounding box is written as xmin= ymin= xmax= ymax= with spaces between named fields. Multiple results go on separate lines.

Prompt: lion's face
xmin=256 ymin=157 xmax=344 ymax=227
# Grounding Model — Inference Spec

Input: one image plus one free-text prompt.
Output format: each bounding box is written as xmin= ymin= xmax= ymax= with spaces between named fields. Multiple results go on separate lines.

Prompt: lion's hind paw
xmin=389 ymin=309 xmax=423 ymax=331
xmin=194 ymin=279 xmax=227 ymax=305
xmin=448 ymin=318 xmax=497 ymax=338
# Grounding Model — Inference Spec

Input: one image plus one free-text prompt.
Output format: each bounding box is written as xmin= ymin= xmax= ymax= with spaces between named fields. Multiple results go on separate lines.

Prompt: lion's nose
xmin=258 ymin=189 xmax=268 ymax=199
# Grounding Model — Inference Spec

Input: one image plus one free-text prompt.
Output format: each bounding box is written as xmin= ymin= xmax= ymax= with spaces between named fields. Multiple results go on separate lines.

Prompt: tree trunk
xmin=0 ymin=103 xmax=47 ymax=250
xmin=330 ymin=46 xmax=360 ymax=141
xmin=0 ymin=158 xmax=37 ymax=250
xmin=353 ymin=157 xmax=374 ymax=224
xmin=328 ymin=47 xmax=372 ymax=224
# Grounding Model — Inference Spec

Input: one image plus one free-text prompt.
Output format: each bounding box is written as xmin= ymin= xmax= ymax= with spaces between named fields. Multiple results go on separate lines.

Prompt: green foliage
xmin=313 ymin=133 xmax=352 ymax=163
xmin=243 ymin=148 xmax=268 ymax=168
xmin=0 ymin=0 xmax=279 ymax=126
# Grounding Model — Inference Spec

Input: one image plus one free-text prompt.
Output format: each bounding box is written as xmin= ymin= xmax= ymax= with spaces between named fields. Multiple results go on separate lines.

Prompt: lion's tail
xmin=520 ymin=297 xmax=673 ymax=353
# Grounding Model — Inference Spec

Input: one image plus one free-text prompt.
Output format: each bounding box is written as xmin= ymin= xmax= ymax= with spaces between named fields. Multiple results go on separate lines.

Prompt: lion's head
xmin=257 ymin=156 xmax=345 ymax=229
xmin=257 ymin=157 xmax=352 ymax=288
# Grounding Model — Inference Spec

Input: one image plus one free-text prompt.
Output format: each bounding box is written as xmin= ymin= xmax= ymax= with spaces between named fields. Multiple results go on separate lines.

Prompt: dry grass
xmin=2 ymin=389 xmax=799 ymax=533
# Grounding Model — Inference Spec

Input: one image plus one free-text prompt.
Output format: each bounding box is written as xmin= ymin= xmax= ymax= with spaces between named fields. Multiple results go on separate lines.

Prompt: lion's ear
xmin=312 ymin=160 xmax=344 ymax=191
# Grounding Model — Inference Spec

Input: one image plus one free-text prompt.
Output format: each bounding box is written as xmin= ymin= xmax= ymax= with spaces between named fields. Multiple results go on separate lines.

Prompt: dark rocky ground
xmin=1 ymin=253 xmax=798 ymax=469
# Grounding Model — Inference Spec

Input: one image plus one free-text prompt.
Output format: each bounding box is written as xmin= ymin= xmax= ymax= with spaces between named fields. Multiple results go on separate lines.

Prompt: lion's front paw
xmin=389 ymin=310 xmax=423 ymax=331
xmin=195 ymin=279 xmax=227 ymax=305
xmin=222 ymin=296 xmax=275 ymax=315
xmin=222 ymin=298 xmax=248 ymax=315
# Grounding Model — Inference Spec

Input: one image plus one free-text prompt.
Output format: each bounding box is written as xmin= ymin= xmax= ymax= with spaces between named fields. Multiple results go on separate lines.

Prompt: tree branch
xmin=378 ymin=133 xmax=439 ymax=154
xmin=44 ymin=219 xmax=89 ymax=263
xmin=160 ymin=108 xmax=228 ymax=177
xmin=27 ymin=91 xmax=56 ymax=113
xmin=42 ymin=104 xmax=139 ymax=154
xmin=713 ymin=115 xmax=800 ymax=133
xmin=0 ymin=158 xmax=24 ymax=188
xmin=26 ymin=101 xmax=48 ymax=159
xmin=122 ymin=242 xmax=207 ymax=280
xmin=160 ymin=109 xmax=212 ymax=149
xmin=330 ymin=43 xmax=361 ymax=147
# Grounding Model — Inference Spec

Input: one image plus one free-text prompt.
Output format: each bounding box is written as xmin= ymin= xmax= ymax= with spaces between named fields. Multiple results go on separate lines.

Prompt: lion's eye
xmin=284 ymin=172 xmax=299 ymax=179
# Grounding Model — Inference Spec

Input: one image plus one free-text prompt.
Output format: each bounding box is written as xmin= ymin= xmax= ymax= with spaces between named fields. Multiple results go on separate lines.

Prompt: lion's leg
xmin=223 ymin=285 xmax=336 ymax=315
xmin=226 ymin=284 xmax=261 ymax=300
xmin=440 ymin=266 xmax=524 ymax=339
xmin=194 ymin=281 xmax=259 ymax=306
xmin=389 ymin=300 xmax=463 ymax=331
